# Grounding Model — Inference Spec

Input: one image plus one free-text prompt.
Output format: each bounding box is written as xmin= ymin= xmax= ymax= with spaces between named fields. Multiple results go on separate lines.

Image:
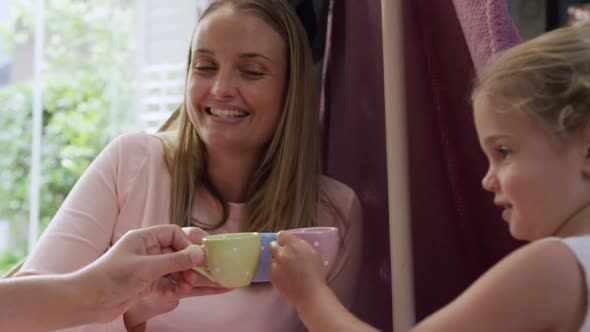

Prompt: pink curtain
xmin=451 ymin=0 xmax=521 ymax=74
xmin=321 ymin=0 xmax=522 ymax=328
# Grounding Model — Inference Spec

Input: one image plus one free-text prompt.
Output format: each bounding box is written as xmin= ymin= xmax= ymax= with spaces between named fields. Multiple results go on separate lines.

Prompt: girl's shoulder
xmin=498 ymin=238 xmax=582 ymax=291
xmin=413 ymin=238 xmax=586 ymax=331
xmin=480 ymin=238 xmax=585 ymax=330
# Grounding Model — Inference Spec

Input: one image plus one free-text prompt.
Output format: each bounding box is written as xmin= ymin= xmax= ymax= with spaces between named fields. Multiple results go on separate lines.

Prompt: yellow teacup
xmin=191 ymin=232 xmax=261 ymax=288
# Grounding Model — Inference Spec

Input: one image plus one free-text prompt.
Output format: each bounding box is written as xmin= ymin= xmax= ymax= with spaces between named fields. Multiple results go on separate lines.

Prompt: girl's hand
xmin=269 ymin=231 xmax=327 ymax=308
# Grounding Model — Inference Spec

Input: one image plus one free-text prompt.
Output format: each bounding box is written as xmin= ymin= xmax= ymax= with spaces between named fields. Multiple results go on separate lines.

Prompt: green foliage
xmin=0 ymin=250 xmax=24 ymax=275
xmin=0 ymin=0 xmax=136 ymax=274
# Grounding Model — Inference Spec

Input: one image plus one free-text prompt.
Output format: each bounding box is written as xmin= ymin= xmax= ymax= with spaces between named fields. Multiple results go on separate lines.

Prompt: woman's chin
xmin=202 ymin=136 xmax=250 ymax=152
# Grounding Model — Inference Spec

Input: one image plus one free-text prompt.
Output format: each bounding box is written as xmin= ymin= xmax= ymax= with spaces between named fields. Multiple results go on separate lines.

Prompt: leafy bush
xmin=0 ymin=0 xmax=136 ymax=274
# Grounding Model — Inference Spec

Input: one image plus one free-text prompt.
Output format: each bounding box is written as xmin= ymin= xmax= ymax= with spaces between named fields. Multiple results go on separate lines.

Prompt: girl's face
xmin=474 ymin=97 xmax=590 ymax=241
xmin=186 ymin=5 xmax=287 ymax=155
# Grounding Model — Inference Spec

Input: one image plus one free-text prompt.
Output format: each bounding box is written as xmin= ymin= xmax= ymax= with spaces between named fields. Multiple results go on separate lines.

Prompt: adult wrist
xmin=123 ymin=304 xmax=149 ymax=330
xmin=125 ymin=320 xmax=147 ymax=332
xmin=64 ymin=271 xmax=103 ymax=325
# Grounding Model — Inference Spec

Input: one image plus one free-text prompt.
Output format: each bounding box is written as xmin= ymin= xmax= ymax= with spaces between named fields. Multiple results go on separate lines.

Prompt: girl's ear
xmin=581 ymin=124 xmax=590 ymax=178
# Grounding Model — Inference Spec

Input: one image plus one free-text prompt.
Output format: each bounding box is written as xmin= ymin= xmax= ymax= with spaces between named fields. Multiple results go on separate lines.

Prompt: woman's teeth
xmin=206 ymin=107 xmax=248 ymax=118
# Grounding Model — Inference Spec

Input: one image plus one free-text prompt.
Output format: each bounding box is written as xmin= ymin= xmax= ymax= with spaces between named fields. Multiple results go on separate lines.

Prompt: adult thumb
xmin=145 ymin=246 xmax=205 ymax=278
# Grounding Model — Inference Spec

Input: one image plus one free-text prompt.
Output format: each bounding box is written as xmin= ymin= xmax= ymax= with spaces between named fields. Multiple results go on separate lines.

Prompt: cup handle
xmin=192 ymin=266 xmax=216 ymax=281
xmin=189 ymin=245 xmax=216 ymax=282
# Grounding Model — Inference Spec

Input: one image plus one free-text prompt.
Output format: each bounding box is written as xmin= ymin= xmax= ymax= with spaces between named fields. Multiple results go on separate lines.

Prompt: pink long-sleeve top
xmin=19 ymin=132 xmax=363 ymax=332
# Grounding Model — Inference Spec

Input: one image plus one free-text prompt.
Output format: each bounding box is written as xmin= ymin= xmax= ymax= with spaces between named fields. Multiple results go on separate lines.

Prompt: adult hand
xmin=120 ymin=226 xmax=230 ymax=330
xmin=269 ymin=231 xmax=326 ymax=308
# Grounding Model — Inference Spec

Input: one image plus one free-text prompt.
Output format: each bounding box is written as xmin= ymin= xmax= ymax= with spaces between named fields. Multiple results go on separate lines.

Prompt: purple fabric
xmin=321 ymin=0 xmax=523 ymax=327
xmin=403 ymin=0 xmax=523 ymax=320
xmin=321 ymin=0 xmax=392 ymax=330
xmin=451 ymin=0 xmax=522 ymax=74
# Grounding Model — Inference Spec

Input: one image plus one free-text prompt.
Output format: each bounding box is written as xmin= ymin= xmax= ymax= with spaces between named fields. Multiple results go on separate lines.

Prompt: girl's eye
xmin=496 ymin=145 xmax=511 ymax=159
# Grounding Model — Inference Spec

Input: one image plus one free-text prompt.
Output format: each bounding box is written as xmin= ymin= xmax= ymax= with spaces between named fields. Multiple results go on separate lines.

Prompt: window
xmin=0 ymin=0 xmax=201 ymax=274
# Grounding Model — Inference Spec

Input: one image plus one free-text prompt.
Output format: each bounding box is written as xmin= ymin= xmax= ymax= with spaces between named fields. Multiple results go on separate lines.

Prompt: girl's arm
xmin=269 ymin=231 xmax=379 ymax=332
xmin=296 ymin=284 xmax=379 ymax=332
xmin=411 ymin=239 xmax=586 ymax=332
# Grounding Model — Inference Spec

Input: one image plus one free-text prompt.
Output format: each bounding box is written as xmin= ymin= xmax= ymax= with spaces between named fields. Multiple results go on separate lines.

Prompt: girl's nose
xmin=481 ymin=169 xmax=499 ymax=192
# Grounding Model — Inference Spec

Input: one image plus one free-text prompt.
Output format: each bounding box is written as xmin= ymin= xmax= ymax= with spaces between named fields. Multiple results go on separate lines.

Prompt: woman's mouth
xmin=205 ymin=107 xmax=249 ymax=118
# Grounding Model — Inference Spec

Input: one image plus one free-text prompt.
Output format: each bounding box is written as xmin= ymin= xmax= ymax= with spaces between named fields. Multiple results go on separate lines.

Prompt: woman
xmin=16 ymin=0 xmax=362 ymax=331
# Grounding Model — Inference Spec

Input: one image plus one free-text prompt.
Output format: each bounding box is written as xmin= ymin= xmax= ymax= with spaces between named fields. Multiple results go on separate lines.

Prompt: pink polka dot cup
xmin=284 ymin=227 xmax=339 ymax=276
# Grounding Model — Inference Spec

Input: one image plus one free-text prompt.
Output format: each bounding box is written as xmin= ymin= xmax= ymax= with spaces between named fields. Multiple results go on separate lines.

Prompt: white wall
xmin=0 ymin=0 xmax=10 ymax=85
xmin=136 ymin=0 xmax=208 ymax=132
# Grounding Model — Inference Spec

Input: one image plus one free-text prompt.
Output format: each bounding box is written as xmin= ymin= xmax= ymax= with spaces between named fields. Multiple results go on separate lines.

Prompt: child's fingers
xmin=276 ymin=231 xmax=298 ymax=246
xmin=269 ymin=241 xmax=289 ymax=265
xmin=269 ymin=240 xmax=280 ymax=256
xmin=277 ymin=232 xmax=316 ymax=253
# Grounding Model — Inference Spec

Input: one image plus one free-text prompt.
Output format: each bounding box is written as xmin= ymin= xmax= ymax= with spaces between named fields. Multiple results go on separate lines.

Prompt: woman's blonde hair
xmin=156 ymin=0 xmax=325 ymax=232
xmin=473 ymin=24 xmax=590 ymax=137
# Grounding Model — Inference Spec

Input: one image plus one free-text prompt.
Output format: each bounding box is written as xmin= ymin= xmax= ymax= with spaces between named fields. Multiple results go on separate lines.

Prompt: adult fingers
xmin=153 ymin=225 xmax=194 ymax=251
xmin=182 ymin=227 xmax=210 ymax=245
xmin=183 ymin=287 xmax=232 ymax=297
xmin=123 ymin=225 xmax=194 ymax=255
xmin=141 ymin=246 xmax=205 ymax=280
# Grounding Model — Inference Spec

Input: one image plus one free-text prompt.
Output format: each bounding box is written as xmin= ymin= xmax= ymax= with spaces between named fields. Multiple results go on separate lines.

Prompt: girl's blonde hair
xmin=156 ymin=0 xmax=326 ymax=232
xmin=473 ymin=24 xmax=590 ymax=137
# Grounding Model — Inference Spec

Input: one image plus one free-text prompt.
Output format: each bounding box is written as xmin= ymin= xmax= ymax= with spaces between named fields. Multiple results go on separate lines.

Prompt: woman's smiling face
xmin=186 ymin=4 xmax=287 ymax=154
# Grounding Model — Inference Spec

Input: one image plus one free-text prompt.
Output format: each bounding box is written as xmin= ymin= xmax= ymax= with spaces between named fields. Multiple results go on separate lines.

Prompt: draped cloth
xmin=320 ymin=0 xmax=522 ymax=329
xmin=452 ymin=0 xmax=521 ymax=75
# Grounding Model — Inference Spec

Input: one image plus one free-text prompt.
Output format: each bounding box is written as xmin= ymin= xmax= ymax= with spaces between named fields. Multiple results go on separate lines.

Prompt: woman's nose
xmin=211 ymin=72 xmax=237 ymax=98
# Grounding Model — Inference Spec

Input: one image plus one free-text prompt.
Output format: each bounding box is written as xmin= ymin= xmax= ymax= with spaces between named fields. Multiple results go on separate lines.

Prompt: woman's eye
xmin=193 ymin=66 xmax=216 ymax=71
xmin=241 ymin=70 xmax=265 ymax=78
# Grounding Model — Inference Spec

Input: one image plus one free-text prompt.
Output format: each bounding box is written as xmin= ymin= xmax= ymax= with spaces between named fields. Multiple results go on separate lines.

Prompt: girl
xmin=270 ymin=23 xmax=590 ymax=332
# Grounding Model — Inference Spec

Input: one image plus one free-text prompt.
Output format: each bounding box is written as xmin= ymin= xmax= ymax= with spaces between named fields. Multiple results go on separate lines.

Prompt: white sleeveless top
xmin=558 ymin=236 xmax=590 ymax=332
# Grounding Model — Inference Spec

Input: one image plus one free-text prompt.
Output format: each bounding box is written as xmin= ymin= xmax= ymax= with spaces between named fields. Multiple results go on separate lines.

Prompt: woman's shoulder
xmin=109 ymin=131 xmax=165 ymax=156
xmin=318 ymin=175 xmax=361 ymax=223
xmin=319 ymin=175 xmax=357 ymax=202
xmin=100 ymin=131 xmax=168 ymax=182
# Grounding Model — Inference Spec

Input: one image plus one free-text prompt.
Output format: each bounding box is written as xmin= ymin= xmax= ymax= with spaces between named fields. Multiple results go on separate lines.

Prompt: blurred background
xmin=509 ymin=0 xmax=590 ymax=40
xmin=0 ymin=0 xmax=210 ymax=273
xmin=0 ymin=1 xmax=589 ymax=331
